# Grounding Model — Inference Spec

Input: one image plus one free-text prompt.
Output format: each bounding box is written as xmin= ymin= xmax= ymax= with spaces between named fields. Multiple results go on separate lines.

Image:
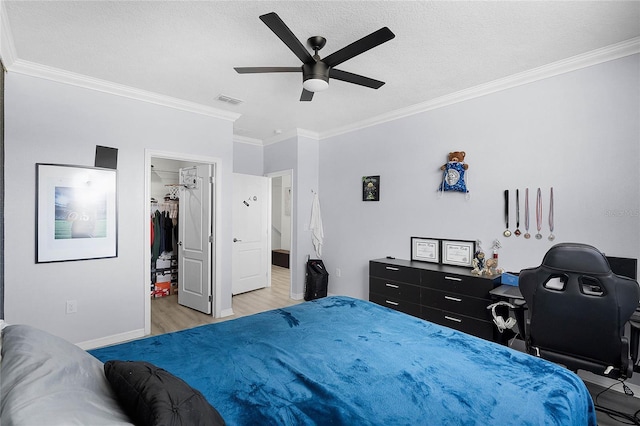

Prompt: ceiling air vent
xmin=215 ymin=94 xmax=244 ymax=105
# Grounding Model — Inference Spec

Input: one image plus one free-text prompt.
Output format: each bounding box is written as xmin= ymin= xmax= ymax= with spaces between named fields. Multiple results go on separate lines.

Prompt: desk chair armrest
xmin=620 ymin=336 xmax=633 ymax=378
xmin=629 ymin=320 xmax=640 ymax=372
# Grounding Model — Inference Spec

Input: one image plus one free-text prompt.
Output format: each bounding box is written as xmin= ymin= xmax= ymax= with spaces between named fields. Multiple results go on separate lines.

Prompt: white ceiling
xmin=2 ymin=1 xmax=639 ymax=142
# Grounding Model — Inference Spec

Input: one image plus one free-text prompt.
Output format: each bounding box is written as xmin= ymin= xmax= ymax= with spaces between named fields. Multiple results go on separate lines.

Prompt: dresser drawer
xmin=370 ymin=262 xmax=421 ymax=283
xmin=421 ymin=288 xmax=493 ymax=321
xmin=369 ymin=293 xmax=421 ymax=317
xmin=421 ymin=270 xmax=494 ymax=299
xmin=421 ymin=306 xmax=495 ymax=340
xmin=370 ymin=277 xmax=420 ymax=302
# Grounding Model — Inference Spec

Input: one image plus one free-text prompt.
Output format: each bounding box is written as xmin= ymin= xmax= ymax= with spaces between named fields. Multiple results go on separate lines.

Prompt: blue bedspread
xmin=90 ymin=296 xmax=596 ymax=425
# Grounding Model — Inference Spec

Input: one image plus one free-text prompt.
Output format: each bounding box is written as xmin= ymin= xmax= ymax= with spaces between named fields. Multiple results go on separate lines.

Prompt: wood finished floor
xmin=151 ymin=267 xmax=640 ymax=425
xmin=587 ymin=380 xmax=640 ymax=426
xmin=151 ymin=265 xmax=299 ymax=336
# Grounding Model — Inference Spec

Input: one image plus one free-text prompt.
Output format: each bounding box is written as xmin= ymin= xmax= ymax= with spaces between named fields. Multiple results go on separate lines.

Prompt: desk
xmin=490 ymin=284 xmax=523 ymax=300
xmin=489 ymin=285 xmax=527 ymax=345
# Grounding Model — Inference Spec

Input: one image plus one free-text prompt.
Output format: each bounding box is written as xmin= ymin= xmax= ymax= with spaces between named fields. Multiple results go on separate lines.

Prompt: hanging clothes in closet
xmin=151 ymin=198 xmax=179 ymax=298
xmin=151 ymin=199 xmax=178 ymax=258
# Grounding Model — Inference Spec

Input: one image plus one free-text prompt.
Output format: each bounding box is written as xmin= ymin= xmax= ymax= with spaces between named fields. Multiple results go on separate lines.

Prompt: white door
xmin=232 ymin=173 xmax=270 ymax=295
xmin=178 ymin=165 xmax=213 ymax=313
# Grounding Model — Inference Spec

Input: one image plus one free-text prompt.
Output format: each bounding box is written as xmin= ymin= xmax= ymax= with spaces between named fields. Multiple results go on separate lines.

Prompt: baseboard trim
xmin=77 ymin=328 xmax=146 ymax=351
xmin=220 ymin=308 xmax=234 ymax=318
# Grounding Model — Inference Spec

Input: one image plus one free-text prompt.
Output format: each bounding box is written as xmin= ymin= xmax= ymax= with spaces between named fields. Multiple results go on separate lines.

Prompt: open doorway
xmin=144 ymin=150 xmax=221 ymax=336
xmin=268 ymin=170 xmax=293 ymax=299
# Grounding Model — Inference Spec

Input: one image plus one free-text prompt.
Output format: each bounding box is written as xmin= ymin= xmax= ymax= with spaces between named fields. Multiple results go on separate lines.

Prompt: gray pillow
xmin=0 ymin=324 xmax=133 ymax=425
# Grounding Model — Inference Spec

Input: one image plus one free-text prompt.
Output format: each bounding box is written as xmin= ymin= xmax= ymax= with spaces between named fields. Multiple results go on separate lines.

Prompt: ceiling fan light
xmin=303 ymin=78 xmax=329 ymax=92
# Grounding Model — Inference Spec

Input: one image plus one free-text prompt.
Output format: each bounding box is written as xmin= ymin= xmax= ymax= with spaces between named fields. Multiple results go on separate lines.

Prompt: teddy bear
xmin=471 ymin=251 xmax=485 ymax=275
xmin=440 ymin=151 xmax=469 ymax=170
xmin=482 ymin=258 xmax=498 ymax=276
xmin=482 ymin=257 xmax=504 ymax=276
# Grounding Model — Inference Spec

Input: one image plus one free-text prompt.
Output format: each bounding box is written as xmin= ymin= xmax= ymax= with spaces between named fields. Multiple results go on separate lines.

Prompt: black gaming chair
xmin=519 ymin=243 xmax=640 ymax=379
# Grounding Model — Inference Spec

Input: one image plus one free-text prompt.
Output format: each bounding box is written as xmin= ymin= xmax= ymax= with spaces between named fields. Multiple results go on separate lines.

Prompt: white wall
xmin=281 ymin=174 xmax=292 ymax=251
xmin=233 ymin=141 xmax=263 ymax=175
xmin=319 ymin=54 xmax=640 ymax=299
xmin=4 ymin=54 xmax=637 ymax=344
xmin=271 ymin=176 xmax=283 ymax=249
xmin=264 ymin=136 xmax=319 ymax=298
xmin=4 ymin=73 xmax=235 ymax=344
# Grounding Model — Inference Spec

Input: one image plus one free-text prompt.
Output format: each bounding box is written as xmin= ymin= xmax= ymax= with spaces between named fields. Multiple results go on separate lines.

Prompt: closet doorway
xmin=144 ymin=150 xmax=221 ymax=336
xmin=268 ymin=170 xmax=293 ymax=298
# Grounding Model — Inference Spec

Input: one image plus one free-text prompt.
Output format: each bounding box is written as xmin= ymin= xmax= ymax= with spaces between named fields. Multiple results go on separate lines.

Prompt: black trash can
xmin=304 ymin=259 xmax=329 ymax=301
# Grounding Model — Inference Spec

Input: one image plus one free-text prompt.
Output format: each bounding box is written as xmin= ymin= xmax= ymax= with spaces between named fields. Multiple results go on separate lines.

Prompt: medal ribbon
xmin=524 ymin=188 xmax=530 ymax=232
xmin=515 ymin=189 xmax=520 ymax=229
xmin=549 ymin=187 xmax=554 ymax=233
xmin=536 ymin=188 xmax=542 ymax=234
xmin=504 ymin=190 xmax=509 ymax=229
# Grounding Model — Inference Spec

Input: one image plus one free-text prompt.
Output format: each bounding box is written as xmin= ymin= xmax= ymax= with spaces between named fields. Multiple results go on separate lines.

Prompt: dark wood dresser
xmin=369 ymin=258 xmax=500 ymax=341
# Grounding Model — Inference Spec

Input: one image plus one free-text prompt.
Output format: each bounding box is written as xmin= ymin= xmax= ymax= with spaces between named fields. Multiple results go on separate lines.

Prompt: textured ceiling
xmin=2 ymin=1 xmax=640 ymax=142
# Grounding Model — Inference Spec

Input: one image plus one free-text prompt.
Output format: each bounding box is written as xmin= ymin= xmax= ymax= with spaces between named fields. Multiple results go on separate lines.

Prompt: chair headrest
xmin=541 ymin=243 xmax=611 ymax=274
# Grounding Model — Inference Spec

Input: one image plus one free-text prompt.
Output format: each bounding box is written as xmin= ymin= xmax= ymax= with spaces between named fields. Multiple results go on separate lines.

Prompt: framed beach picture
xmin=36 ymin=163 xmax=118 ymax=263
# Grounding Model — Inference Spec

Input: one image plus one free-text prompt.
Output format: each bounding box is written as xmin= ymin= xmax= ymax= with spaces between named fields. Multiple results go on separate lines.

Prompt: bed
xmin=2 ymin=296 xmax=596 ymax=425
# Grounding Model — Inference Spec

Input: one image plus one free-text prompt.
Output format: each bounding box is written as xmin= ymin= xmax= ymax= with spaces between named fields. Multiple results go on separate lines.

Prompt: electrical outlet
xmin=336 ymin=268 xmax=341 ymax=277
xmin=66 ymin=300 xmax=77 ymax=314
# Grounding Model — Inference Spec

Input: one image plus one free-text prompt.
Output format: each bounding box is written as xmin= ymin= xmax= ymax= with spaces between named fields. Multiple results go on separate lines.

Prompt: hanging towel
xmin=309 ymin=193 xmax=324 ymax=257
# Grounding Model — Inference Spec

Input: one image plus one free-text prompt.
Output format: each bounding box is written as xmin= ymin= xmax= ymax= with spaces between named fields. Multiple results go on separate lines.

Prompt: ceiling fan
xmin=234 ymin=12 xmax=395 ymax=101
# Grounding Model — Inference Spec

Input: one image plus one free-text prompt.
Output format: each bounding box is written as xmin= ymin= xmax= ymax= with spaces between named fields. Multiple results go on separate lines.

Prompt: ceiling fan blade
xmin=235 ymin=67 xmax=301 ymax=74
xmin=260 ymin=12 xmax=314 ymax=64
xmin=329 ymin=69 xmax=385 ymax=89
xmin=323 ymin=27 xmax=395 ymax=68
xmin=300 ymin=89 xmax=314 ymax=101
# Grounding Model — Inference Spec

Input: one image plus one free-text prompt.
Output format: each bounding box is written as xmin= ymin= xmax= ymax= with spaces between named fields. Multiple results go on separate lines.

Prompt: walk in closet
xmin=150 ymin=160 xmax=182 ymax=299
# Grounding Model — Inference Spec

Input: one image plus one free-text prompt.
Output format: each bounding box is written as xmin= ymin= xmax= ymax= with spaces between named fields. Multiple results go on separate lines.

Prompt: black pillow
xmin=104 ymin=360 xmax=225 ymax=426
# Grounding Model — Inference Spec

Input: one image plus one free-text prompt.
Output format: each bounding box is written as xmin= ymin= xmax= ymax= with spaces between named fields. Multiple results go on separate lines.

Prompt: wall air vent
xmin=215 ymin=94 xmax=244 ymax=105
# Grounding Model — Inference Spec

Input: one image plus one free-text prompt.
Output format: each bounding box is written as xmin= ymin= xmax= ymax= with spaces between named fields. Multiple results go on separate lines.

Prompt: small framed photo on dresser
xmin=441 ymin=240 xmax=475 ymax=268
xmin=411 ymin=237 xmax=440 ymax=263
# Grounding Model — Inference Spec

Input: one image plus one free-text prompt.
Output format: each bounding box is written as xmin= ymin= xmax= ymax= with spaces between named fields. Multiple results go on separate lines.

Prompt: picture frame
xmin=441 ymin=239 xmax=475 ymax=268
xmin=36 ymin=163 xmax=118 ymax=263
xmin=411 ymin=237 xmax=440 ymax=263
xmin=362 ymin=175 xmax=380 ymax=201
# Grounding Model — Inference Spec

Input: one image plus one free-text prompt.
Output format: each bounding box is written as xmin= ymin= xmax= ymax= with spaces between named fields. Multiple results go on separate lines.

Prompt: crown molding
xmin=0 ymin=1 xmax=17 ymax=67
xmin=2 ymin=5 xmax=636 ymax=145
xmin=6 ymin=58 xmax=241 ymax=122
xmin=319 ymin=37 xmax=640 ymax=140
xmin=262 ymin=128 xmax=320 ymax=146
xmin=296 ymin=128 xmax=321 ymax=141
xmin=233 ymin=134 xmax=263 ymax=146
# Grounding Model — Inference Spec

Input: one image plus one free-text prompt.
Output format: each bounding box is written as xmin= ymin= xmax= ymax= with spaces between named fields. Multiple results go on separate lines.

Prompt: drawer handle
xmin=444 ymin=315 xmax=462 ymax=323
xmin=385 ymin=283 xmax=399 ymax=288
xmin=444 ymin=276 xmax=462 ymax=282
xmin=385 ymin=266 xmax=400 ymax=271
xmin=444 ymin=296 xmax=462 ymax=302
xmin=385 ymin=300 xmax=399 ymax=306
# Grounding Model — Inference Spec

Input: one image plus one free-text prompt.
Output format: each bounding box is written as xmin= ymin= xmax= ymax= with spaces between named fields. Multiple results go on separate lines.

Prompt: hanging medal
xmin=524 ymin=188 xmax=531 ymax=239
xmin=514 ymin=189 xmax=521 ymax=236
xmin=535 ymin=188 xmax=543 ymax=240
xmin=548 ymin=187 xmax=555 ymax=241
xmin=503 ymin=190 xmax=511 ymax=237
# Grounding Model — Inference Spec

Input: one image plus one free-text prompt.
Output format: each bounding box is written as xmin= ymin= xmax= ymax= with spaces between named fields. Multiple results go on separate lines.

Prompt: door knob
xmin=233 ymin=238 xmax=242 ymax=242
